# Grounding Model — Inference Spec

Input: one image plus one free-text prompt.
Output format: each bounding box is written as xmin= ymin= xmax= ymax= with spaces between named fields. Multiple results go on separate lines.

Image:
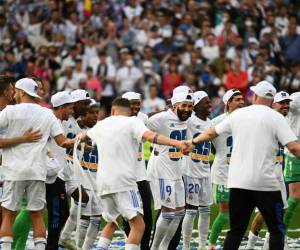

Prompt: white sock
xmin=198 ymin=206 xmax=210 ymax=249
xmin=0 ymin=236 xmax=12 ymax=250
xmin=78 ymin=218 xmax=90 ymax=247
xmin=246 ymin=231 xmax=259 ymax=248
xmin=60 ymin=203 xmax=78 ymax=240
xmin=34 ymin=237 xmax=47 ymax=250
xmin=160 ymin=210 xmax=185 ymax=249
xmin=125 ymin=243 xmax=140 ymax=250
xmin=97 ymin=236 xmax=111 ymax=250
xmin=182 ymin=209 xmax=197 ymax=250
xmin=150 ymin=211 xmax=174 ymax=250
xmin=82 ymin=216 xmax=101 ymax=250
xmin=263 ymin=232 xmax=270 ymax=250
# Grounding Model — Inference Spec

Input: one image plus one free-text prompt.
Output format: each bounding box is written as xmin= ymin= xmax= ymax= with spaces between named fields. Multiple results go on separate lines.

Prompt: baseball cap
xmin=222 ymin=89 xmax=241 ymax=105
xmin=171 ymin=92 xmax=193 ymax=105
xmin=89 ymin=98 xmax=100 ymax=107
xmin=274 ymin=91 xmax=292 ymax=103
xmin=250 ymin=80 xmax=276 ymax=99
xmin=71 ymin=89 xmax=91 ymax=101
xmin=193 ymin=91 xmax=208 ymax=106
xmin=122 ymin=92 xmax=141 ymax=100
xmin=15 ymin=78 xmax=40 ymax=99
xmin=51 ymin=91 xmax=78 ymax=108
xmin=171 ymin=85 xmax=193 ymax=105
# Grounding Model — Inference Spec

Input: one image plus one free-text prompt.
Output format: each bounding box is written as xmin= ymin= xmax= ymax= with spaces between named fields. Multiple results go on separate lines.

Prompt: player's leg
xmin=255 ymin=190 xmax=285 ymax=250
xmin=78 ymin=215 xmax=90 ymax=247
xmin=246 ymin=211 xmax=264 ymax=249
xmin=81 ymin=191 xmax=102 ymax=250
xmin=284 ymin=155 xmax=300 ymax=232
xmin=208 ymin=184 xmax=230 ymax=249
xmin=46 ymin=178 xmax=69 ymax=250
xmin=98 ymin=222 xmax=117 ymax=249
xmin=137 ymin=180 xmax=152 ymax=250
xmin=27 ymin=181 xmax=47 ymax=250
xmin=0 ymin=181 xmax=26 ymax=250
xmin=223 ymin=188 xmax=255 ymax=250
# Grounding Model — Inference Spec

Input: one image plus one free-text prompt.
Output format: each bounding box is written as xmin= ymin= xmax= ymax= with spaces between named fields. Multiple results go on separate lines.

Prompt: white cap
xmin=193 ymin=91 xmax=208 ymax=106
xmin=15 ymin=78 xmax=40 ymax=99
xmin=171 ymin=92 xmax=193 ymax=105
xmin=250 ymin=80 xmax=276 ymax=99
xmin=89 ymin=98 xmax=100 ymax=107
xmin=274 ymin=91 xmax=292 ymax=103
xmin=122 ymin=91 xmax=141 ymax=100
xmin=71 ymin=89 xmax=91 ymax=101
xmin=173 ymin=85 xmax=192 ymax=95
xmin=222 ymin=89 xmax=241 ymax=105
xmin=51 ymin=91 xmax=77 ymax=107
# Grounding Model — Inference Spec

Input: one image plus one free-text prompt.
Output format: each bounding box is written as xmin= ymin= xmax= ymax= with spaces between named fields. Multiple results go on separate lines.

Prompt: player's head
xmin=193 ymin=91 xmax=211 ymax=119
xmin=30 ymin=77 xmax=45 ymax=104
xmin=14 ymin=78 xmax=41 ymax=104
xmin=111 ymin=97 xmax=131 ymax=116
xmin=272 ymin=91 xmax=292 ymax=116
xmin=122 ymin=91 xmax=141 ymax=116
xmin=0 ymin=75 xmax=15 ymax=105
xmin=51 ymin=91 xmax=77 ymax=120
xmin=223 ymin=89 xmax=244 ymax=113
xmin=71 ymin=89 xmax=91 ymax=118
xmin=250 ymin=80 xmax=276 ymax=107
xmin=172 ymin=92 xmax=193 ymax=121
xmin=81 ymin=99 xmax=100 ymax=128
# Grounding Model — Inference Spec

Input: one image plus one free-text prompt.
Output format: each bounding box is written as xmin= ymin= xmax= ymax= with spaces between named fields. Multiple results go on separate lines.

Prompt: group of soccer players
xmin=0 ymin=75 xmax=299 ymax=250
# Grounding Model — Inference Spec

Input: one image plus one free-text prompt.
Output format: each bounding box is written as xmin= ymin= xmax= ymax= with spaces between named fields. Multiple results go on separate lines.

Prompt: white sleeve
xmin=215 ymin=116 xmax=231 ymax=135
xmin=132 ymin=118 xmax=150 ymax=142
xmin=86 ymin=122 xmax=101 ymax=142
xmin=0 ymin=106 xmax=9 ymax=129
xmin=289 ymin=92 xmax=300 ymax=113
xmin=275 ymin=115 xmax=298 ymax=146
xmin=147 ymin=113 xmax=162 ymax=132
xmin=49 ymin=114 xmax=64 ymax=138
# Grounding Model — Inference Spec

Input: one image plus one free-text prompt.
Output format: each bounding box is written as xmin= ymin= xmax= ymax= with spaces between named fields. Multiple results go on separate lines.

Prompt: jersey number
xmin=169 ymin=130 xmax=187 ymax=161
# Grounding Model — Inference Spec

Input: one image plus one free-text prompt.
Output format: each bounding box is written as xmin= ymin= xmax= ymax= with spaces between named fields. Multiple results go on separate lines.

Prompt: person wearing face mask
xmin=116 ymin=57 xmax=143 ymax=93
xmin=148 ymin=90 xmax=193 ymax=250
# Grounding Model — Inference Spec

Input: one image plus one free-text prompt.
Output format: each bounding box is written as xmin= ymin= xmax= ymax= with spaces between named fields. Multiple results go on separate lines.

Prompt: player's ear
xmin=111 ymin=106 xmax=116 ymax=116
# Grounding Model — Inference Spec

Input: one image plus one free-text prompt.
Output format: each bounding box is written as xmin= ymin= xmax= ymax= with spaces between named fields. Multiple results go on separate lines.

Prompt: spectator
xmin=142 ymin=83 xmax=166 ymax=113
xmin=202 ymin=33 xmax=219 ymax=62
xmin=281 ymin=22 xmax=300 ymax=65
xmin=162 ymin=62 xmax=183 ymax=99
xmin=86 ymin=66 xmax=102 ymax=101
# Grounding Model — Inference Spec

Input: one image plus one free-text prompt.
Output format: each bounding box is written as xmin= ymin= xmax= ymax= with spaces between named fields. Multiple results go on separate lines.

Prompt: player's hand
xmin=22 ymin=128 xmax=42 ymax=143
xmin=177 ymin=140 xmax=190 ymax=155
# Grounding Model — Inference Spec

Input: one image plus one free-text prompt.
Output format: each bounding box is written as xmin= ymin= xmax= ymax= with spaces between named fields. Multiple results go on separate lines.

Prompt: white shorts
xmin=183 ymin=175 xmax=213 ymax=207
xmin=1 ymin=180 xmax=46 ymax=211
xmin=82 ymin=189 xmax=103 ymax=216
xmin=65 ymin=179 xmax=79 ymax=196
xmin=101 ymin=189 xmax=143 ymax=223
xmin=150 ymin=178 xmax=185 ymax=210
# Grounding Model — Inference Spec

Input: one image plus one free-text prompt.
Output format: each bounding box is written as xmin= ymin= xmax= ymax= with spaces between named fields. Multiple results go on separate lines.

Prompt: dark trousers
xmin=124 ymin=180 xmax=153 ymax=250
xmin=46 ymin=178 xmax=69 ymax=250
xmin=223 ymin=188 xmax=285 ymax=250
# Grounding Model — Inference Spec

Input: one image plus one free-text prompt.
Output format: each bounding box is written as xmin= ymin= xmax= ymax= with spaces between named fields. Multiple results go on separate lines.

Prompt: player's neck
xmin=195 ymin=112 xmax=207 ymax=121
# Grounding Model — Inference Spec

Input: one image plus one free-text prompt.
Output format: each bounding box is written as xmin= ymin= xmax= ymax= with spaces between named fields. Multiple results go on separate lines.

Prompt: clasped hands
xmin=176 ymin=140 xmax=195 ymax=155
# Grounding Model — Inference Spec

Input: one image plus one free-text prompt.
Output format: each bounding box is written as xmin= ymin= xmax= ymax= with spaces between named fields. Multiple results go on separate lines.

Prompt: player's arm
xmin=54 ymin=133 xmax=93 ymax=152
xmin=191 ymin=127 xmax=218 ymax=145
xmin=142 ymin=130 xmax=188 ymax=152
xmin=286 ymin=141 xmax=300 ymax=158
xmin=0 ymin=128 xmax=42 ymax=148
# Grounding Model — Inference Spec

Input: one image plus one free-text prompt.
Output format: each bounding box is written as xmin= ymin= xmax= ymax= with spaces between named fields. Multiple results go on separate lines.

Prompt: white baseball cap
xmin=250 ymin=80 xmax=276 ymax=99
xmin=222 ymin=89 xmax=241 ymax=105
xmin=122 ymin=91 xmax=141 ymax=100
xmin=15 ymin=78 xmax=40 ymax=99
xmin=274 ymin=91 xmax=292 ymax=103
xmin=193 ymin=91 xmax=208 ymax=106
xmin=89 ymin=98 xmax=100 ymax=107
xmin=71 ymin=89 xmax=91 ymax=102
xmin=173 ymin=85 xmax=192 ymax=95
xmin=171 ymin=92 xmax=193 ymax=105
xmin=51 ymin=91 xmax=78 ymax=108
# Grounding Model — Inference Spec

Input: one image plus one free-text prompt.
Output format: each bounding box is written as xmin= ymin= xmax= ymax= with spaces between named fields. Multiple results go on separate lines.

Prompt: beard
xmin=177 ymin=108 xmax=192 ymax=121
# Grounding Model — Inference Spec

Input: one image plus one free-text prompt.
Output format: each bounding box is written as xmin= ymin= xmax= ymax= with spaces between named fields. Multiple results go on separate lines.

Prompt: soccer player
xmin=208 ymin=89 xmax=244 ymax=250
xmin=122 ymin=91 xmax=152 ymax=250
xmin=190 ymin=81 xmax=300 ymax=250
xmin=78 ymin=97 xmax=188 ymax=250
xmin=181 ymin=91 xmax=212 ymax=250
xmin=0 ymin=78 xmax=74 ymax=250
xmin=283 ymin=91 xmax=300 ymax=241
xmin=59 ymin=89 xmax=91 ymax=249
xmin=77 ymin=100 xmax=102 ymax=250
xmin=148 ymin=91 xmax=193 ymax=250
xmin=246 ymin=91 xmax=291 ymax=249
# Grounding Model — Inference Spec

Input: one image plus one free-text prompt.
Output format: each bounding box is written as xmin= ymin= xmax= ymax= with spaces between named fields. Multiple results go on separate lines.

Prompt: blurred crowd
xmin=0 ymin=0 xmax=300 ymax=117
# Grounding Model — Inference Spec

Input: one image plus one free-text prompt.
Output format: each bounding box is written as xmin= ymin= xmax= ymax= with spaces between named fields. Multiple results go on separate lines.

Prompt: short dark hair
xmin=0 ymin=75 xmax=15 ymax=95
xmin=112 ymin=97 xmax=130 ymax=108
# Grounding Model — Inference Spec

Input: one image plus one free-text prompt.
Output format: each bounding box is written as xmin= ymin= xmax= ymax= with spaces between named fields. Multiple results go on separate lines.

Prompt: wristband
xmin=153 ymin=133 xmax=159 ymax=144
